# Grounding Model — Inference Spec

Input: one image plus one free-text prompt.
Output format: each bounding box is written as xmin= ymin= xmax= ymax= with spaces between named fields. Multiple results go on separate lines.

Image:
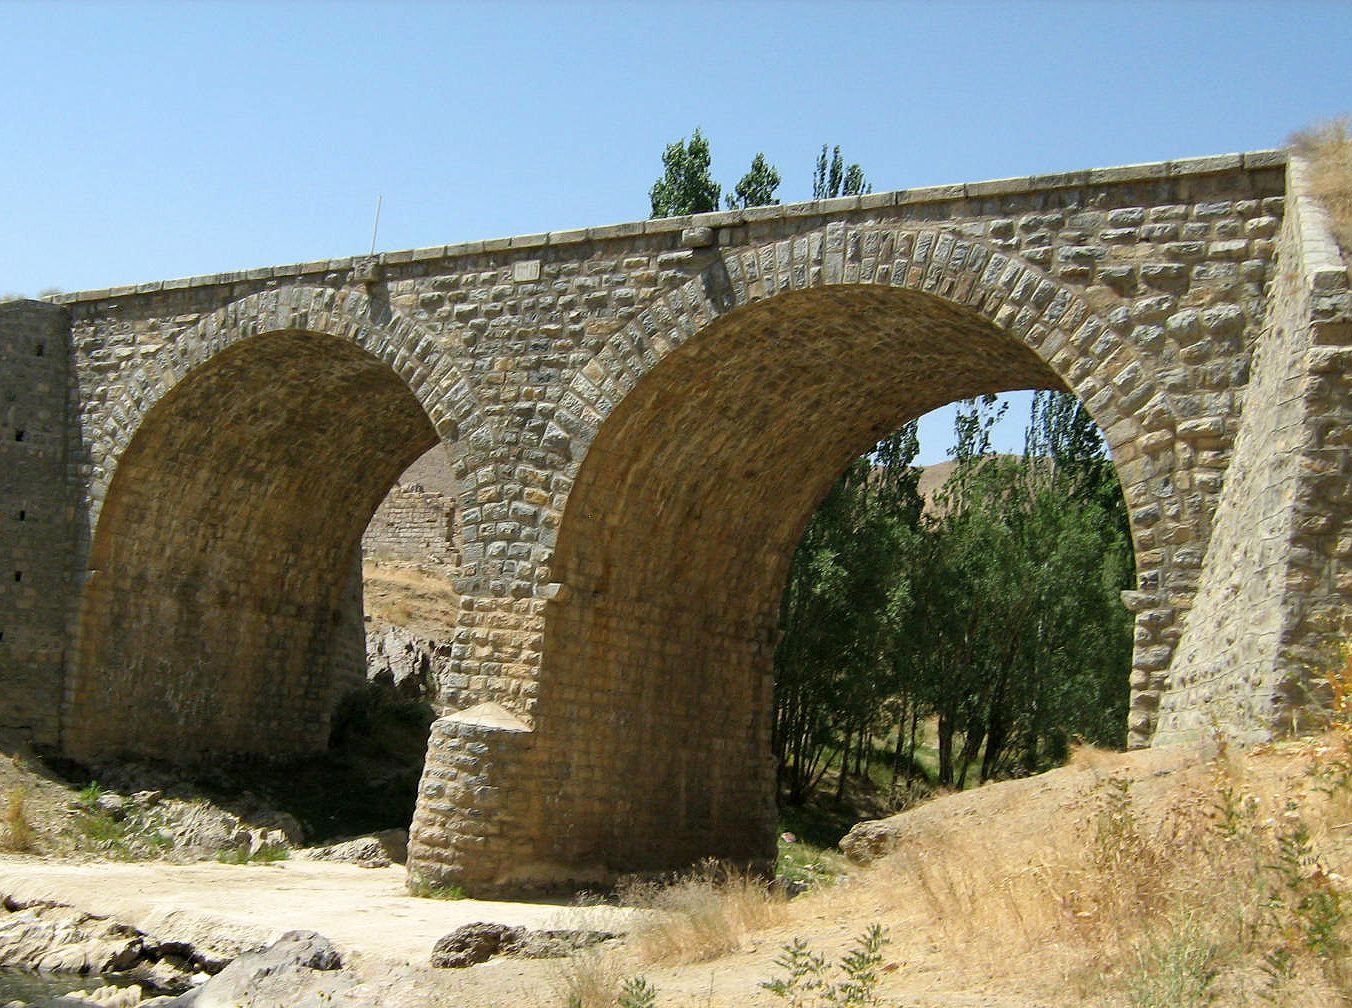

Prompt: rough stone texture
xmin=0 ymin=897 xmax=222 ymax=992
xmin=304 ymin=829 xmax=408 ymax=868
xmin=1160 ymin=157 xmax=1352 ymax=744
xmin=66 ymin=331 xmax=437 ymax=761
xmin=427 ymin=922 xmax=523 ymax=968
xmin=5 ymin=150 xmax=1344 ymax=893
xmin=427 ymin=921 xmax=615 ymax=968
xmin=362 ymin=482 xmax=458 ymax=568
xmin=0 ymin=300 xmax=74 ymax=748
xmin=164 ymin=930 xmax=345 ymax=1008
xmin=364 ymin=626 xmax=436 ymax=697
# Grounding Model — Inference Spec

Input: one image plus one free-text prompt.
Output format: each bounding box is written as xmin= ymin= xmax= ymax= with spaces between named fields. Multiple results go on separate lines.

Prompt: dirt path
xmin=0 ymin=857 xmax=632 ymax=966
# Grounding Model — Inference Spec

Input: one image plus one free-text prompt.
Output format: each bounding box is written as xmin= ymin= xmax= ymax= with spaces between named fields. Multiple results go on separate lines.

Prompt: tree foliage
xmin=649 ymin=135 xmax=869 ymax=217
xmin=726 ymin=153 xmax=781 ymax=210
xmin=773 ymin=391 xmax=1134 ymax=804
xmin=812 ymin=145 xmax=871 ymax=200
xmin=649 ymin=129 xmax=721 ymax=218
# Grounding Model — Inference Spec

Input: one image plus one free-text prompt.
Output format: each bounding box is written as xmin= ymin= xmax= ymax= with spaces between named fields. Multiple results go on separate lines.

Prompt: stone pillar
xmin=0 ymin=301 xmax=74 ymax=748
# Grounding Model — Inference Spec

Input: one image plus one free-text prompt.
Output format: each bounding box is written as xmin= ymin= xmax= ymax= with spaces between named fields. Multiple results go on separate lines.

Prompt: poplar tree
xmin=726 ymin=153 xmax=781 ymax=210
xmin=649 ymin=129 xmax=721 ymax=218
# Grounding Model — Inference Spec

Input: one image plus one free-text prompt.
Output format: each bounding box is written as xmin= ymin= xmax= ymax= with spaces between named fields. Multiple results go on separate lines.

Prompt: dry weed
xmin=551 ymin=946 xmax=623 ymax=1008
xmin=362 ymin=561 xmax=460 ymax=632
xmin=1066 ymin=740 xmax=1123 ymax=773
xmin=624 ymin=863 xmax=785 ymax=965
xmin=1 ymin=784 xmax=36 ymax=852
xmin=1292 ymin=116 xmax=1352 ymax=267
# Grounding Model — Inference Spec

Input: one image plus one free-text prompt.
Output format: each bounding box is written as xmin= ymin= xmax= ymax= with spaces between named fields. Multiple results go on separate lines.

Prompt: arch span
xmin=65 ymin=328 xmax=440 ymax=762
xmin=531 ymin=282 xmax=1153 ymax=877
xmin=408 ymin=232 xmax=1207 ymax=893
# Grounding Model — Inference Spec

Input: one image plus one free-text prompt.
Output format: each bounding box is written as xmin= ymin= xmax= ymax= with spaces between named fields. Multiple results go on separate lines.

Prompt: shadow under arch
xmin=533 ymin=282 xmax=1147 ymax=879
xmin=65 ymin=329 xmax=440 ymax=763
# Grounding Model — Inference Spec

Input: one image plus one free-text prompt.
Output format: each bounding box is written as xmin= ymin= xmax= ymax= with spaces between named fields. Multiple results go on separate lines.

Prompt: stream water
xmin=0 ymin=969 xmax=134 ymax=1006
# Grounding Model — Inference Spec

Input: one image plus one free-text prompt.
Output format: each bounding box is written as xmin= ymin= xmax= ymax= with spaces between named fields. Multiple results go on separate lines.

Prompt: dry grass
xmin=849 ymin=731 xmax=1352 ymax=1006
xmin=1 ymin=784 xmax=37 ymax=852
xmin=1293 ymin=116 xmax=1352 ymax=268
xmin=623 ymin=863 xmax=786 ymax=966
xmin=362 ymin=560 xmax=460 ymax=634
xmin=551 ymin=946 xmax=622 ymax=1008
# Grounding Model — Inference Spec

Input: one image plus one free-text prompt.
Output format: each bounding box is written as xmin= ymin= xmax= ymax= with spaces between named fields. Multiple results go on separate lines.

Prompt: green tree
xmin=905 ymin=393 xmax=1132 ymax=786
xmin=649 ymin=128 xmax=721 ymax=218
xmin=726 ymin=152 xmax=781 ymax=209
xmin=773 ymin=389 xmax=1134 ymax=803
xmin=812 ymin=145 xmax=871 ymax=200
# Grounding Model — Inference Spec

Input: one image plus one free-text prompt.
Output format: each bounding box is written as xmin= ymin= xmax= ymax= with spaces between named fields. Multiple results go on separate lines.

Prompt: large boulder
xmin=166 ymin=931 xmax=345 ymax=1007
xmin=304 ymin=829 xmax=407 ymax=869
xmin=429 ymin=923 xmax=617 ymax=968
xmin=429 ymin=923 xmax=525 ymax=968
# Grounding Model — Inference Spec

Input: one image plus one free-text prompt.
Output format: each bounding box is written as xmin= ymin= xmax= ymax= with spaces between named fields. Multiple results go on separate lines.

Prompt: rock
xmin=372 ymin=829 xmax=408 ymax=865
xmin=305 ymin=829 xmax=406 ymax=868
xmin=508 ymin=928 xmax=617 ymax=959
xmin=131 ymin=791 xmax=163 ymax=807
xmin=304 ymin=837 xmax=390 ymax=868
xmin=159 ymin=803 xmax=245 ymax=853
xmin=261 ymin=813 xmax=304 ymax=847
xmin=166 ymin=931 xmax=346 ymax=1006
xmin=429 ymin=923 xmax=525 ymax=968
xmin=0 ymin=905 xmax=147 ymax=975
xmin=246 ymin=830 xmax=288 ymax=858
xmin=0 ymin=901 xmax=230 ymax=994
xmin=35 ymin=933 xmax=143 ymax=973
xmin=273 ymin=931 xmax=342 ymax=972
xmin=126 ymin=957 xmax=197 ymax=995
xmin=55 ymin=983 xmax=146 ymax=1007
xmin=95 ymin=794 xmax=127 ymax=819
xmin=839 ymin=820 xmax=898 ymax=864
xmin=365 ymin=626 xmax=433 ymax=697
xmin=428 ymin=923 xmax=617 ymax=968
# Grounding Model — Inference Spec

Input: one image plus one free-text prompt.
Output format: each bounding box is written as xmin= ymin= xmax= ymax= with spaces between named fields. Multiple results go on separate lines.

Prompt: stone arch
xmin=78 ymin=286 xmax=492 ymax=530
xmin=443 ymin=230 xmax=1196 ymax=886
xmin=63 ymin=288 xmax=479 ymax=763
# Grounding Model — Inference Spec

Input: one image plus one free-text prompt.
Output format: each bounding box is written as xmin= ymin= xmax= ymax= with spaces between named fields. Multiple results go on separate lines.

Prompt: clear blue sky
xmin=3 ymin=0 xmax=1347 ymax=462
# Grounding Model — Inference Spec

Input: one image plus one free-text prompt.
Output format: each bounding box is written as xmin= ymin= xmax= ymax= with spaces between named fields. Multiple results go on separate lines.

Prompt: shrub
xmin=762 ymin=924 xmax=891 ymax=1007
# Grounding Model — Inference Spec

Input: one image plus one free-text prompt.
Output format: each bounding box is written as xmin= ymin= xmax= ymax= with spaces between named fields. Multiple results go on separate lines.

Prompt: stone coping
xmin=1287 ymin=156 xmax=1350 ymax=295
xmin=51 ymin=149 xmax=1287 ymax=306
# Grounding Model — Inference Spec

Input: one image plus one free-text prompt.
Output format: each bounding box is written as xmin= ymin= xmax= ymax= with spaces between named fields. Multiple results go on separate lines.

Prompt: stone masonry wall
xmin=0 ymin=301 xmax=73 ymax=748
xmin=408 ymin=155 xmax=1292 ymax=892
xmin=1159 ymin=158 xmax=1352 ymax=744
xmin=362 ymin=484 xmax=458 ymax=568
xmin=1 ymin=151 xmax=1323 ymax=893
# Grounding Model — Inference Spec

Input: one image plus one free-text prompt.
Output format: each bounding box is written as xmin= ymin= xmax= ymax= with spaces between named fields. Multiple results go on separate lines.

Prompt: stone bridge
xmin=3 ymin=149 xmax=1350 ymax=893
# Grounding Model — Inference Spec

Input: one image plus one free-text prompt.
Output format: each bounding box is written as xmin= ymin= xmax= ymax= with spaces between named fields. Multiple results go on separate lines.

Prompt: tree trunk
xmin=835 ymin=724 xmax=852 ymax=803
xmin=955 ymin=717 xmax=984 ymax=790
xmin=890 ymin=699 xmax=907 ymax=791
xmin=937 ymin=712 xmax=954 ymax=788
xmin=907 ymin=705 xmax=920 ymax=783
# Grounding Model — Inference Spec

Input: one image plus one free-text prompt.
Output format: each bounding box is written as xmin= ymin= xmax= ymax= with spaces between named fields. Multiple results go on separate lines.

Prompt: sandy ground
xmin=4 ymin=739 xmax=1329 ymax=1008
xmin=0 ymin=857 xmax=632 ymax=966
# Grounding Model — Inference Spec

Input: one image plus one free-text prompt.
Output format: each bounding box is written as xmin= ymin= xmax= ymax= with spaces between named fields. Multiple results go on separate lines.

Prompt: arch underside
xmin=66 ymin=330 xmax=438 ymax=762
xmin=535 ymin=285 xmax=1091 ymax=874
